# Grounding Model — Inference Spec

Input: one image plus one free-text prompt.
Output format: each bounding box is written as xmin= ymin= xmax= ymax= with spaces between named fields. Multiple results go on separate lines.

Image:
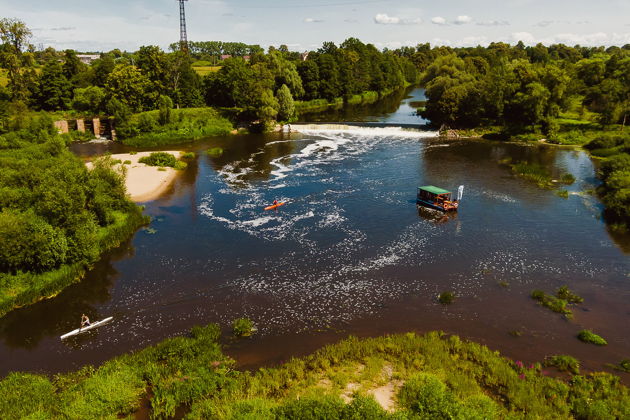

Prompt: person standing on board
xmin=81 ymin=314 xmax=91 ymax=329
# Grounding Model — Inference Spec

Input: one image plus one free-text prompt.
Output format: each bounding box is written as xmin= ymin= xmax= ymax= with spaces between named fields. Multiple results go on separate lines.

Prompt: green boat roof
xmin=418 ymin=185 xmax=451 ymax=195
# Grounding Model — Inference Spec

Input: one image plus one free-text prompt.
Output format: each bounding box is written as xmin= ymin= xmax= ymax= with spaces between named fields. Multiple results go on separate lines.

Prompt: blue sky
xmin=1 ymin=0 xmax=629 ymax=52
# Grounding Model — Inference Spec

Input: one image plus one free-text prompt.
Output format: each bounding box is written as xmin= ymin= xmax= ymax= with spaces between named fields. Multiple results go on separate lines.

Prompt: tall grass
xmin=1 ymin=327 xmax=628 ymax=419
xmin=121 ymin=108 xmax=234 ymax=147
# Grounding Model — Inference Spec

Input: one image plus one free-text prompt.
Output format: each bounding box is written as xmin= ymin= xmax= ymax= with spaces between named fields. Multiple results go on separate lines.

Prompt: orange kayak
xmin=264 ymin=202 xmax=285 ymax=211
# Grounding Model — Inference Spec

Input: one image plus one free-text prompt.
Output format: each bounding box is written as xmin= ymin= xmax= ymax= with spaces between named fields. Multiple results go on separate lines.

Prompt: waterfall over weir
xmin=288 ymin=123 xmax=439 ymax=138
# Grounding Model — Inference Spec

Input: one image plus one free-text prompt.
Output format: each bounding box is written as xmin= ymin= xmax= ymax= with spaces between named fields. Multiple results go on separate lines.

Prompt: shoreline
xmin=86 ymin=151 xmax=183 ymax=202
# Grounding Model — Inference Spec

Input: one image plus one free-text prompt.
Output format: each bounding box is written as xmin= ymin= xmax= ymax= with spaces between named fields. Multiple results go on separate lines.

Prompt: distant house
xmin=243 ymin=55 xmax=251 ymax=61
xmin=220 ymin=54 xmax=232 ymax=60
xmin=77 ymin=54 xmax=100 ymax=65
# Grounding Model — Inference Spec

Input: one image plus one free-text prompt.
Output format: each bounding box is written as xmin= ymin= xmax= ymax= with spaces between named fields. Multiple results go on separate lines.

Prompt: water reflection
xmin=0 ymin=241 xmax=133 ymax=349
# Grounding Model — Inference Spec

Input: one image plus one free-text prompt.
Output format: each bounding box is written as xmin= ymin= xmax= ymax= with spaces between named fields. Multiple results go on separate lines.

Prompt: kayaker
xmin=273 ymin=199 xmax=278 ymax=206
xmin=81 ymin=314 xmax=91 ymax=328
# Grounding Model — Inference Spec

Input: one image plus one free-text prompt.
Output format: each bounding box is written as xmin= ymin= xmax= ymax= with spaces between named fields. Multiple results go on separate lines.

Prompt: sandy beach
xmin=86 ymin=151 xmax=183 ymax=202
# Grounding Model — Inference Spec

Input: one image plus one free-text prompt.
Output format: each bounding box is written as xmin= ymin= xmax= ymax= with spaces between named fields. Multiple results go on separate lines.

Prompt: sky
xmin=1 ymin=0 xmax=629 ymax=52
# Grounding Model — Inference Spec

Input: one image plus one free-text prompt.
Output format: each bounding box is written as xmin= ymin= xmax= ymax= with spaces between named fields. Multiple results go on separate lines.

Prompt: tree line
xmin=405 ymin=41 xmax=629 ymax=134
xmin=1 ymin=18 xmax=417 ymax=134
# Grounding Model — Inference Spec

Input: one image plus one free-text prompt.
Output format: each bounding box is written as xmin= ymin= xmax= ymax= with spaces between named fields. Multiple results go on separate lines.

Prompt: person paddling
xmin=80 ymin=314 xmax=91 ymax=329
xmin=273 ymin=199 xmax=278 ymax=206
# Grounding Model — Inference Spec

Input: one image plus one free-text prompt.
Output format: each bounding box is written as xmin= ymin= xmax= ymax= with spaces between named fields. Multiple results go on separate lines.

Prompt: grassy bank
xmin=119 ymin=108 xmax=234 ymax=147
xmin=1 ymin=325 xmax=628 ymax=419
xmin=0 ymin=208 xmax=147 ymax=318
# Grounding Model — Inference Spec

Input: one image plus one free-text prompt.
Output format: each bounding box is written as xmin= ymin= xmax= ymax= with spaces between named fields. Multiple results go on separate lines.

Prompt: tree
xmin=72 ymin=86 xmax=106 ymax=114
xmin=35 ymin=61 xmax=72 ymax=111
xmin=276 ymin=84 xmax=295 ymax=121
xmin=0 ymin=18 xmax=36 ymax=101
xmin=105 ymin=64 xmax=153 ymax=112
xmin=158 ymin=95 xmax=173 ymax=125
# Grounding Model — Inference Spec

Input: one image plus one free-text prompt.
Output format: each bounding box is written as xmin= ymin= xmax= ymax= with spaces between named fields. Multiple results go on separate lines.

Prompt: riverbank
xmin=1 ymin=324 xmax=627 ymax=419
xmin=295 ymin=88 xmax=399 ymax=115
xmin=86 ymin=151 xmax=184 ymax=202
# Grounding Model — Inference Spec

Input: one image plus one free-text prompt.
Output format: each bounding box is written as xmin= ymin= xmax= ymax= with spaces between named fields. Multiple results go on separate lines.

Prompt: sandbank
xmin=86 ymin=151 xmax=184 ymax=202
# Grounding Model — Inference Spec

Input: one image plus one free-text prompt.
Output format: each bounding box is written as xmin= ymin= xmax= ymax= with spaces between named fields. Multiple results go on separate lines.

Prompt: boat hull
xmin=60 ymin=317 xmax=113 ymax=340
xmin=416 ymin=199 xmax=458 ymax=212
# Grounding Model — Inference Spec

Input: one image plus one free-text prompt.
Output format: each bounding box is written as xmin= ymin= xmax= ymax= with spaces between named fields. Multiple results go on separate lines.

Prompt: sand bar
xmin=86 ymin=151 xmax=183 ymax=202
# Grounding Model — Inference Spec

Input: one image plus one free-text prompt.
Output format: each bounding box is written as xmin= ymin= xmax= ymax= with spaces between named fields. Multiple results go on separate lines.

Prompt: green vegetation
xmin=1 ymin=326 xmax=628 ymax=419
xmin=118 ymin=108 xmax=234 ymax=147
xmin=181 ymin=151 xmax=195 ymax=159
xmin=0 ymin=113 xmax=147 ymax=316
xmin=232 ymin=317 xmax=255 ymax=337
xmin=139 ymin=152 xmax=177 ymax=167
xmin=545 ymin=355 xmax=580 ymax=374
xmin=510 ymin=162 xmax=554 ymax=188
xmin=611 ymin=359 xmax=630 ymax=373
xmin=207 ymin=147 xmax=224 ymax=157
xmin=531 ymin=285 xmax=583 ymax=319
xmin=577 ymin=330 xmax=608 ymax=346
xmin=556 ymin=189 xmax=569 ymax=198
xmin=438 ymin=291 xmax=455 ymax=305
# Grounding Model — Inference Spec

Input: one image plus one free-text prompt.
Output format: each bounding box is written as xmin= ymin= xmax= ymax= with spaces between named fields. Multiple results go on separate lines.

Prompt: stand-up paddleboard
xmin=264 ymin=202 xmax=285 ymax=211
xmin=60 ymin=317 xmax=113 ymax=340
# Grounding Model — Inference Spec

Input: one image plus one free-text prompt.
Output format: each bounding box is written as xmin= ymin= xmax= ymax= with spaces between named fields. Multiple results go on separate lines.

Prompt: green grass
xmin=577 ymin=330 xmax=608 ymax=346
xmin=120 ymin=107 xmax=234 ymax=147
xmin=530 ymin=286 xmax=583 ymax=319
xmin=545 ymin=355 xmax=580 ymax=374
xmin=192 ymin=66 xmax=222 ymax=77
xmin=1 ymin=327 xmax=628 ymax=419
xmin=510 ymin=162 xmax=554 ymax=188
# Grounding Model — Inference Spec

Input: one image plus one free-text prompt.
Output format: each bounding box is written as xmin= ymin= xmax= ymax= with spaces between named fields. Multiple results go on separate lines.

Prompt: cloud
xmin=344 ymin=18 xmax=359 ymax=23
xmin=535 ymin=20 xmax=555 ymax=27
xmin=477 ymin=20 xmax=509 ymax=26
xmin=461 ymin=36 xmax=489 ymax=46
xmin=431 ymin=16 xmax=447 ymax=25
xmin=303 ymin=17 xmax=324 ymax=23
xmin=511 ymin=32 xmax=537 ymax=44
xmin=454 ymin=15 xmax=472 ymax=25
xmin=374 ymin=13 xmax=421 ymax=25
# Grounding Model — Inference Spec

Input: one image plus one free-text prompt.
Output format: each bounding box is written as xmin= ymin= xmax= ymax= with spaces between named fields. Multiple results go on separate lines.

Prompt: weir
xmin=288 ymin=123 xmax=439 ymax=138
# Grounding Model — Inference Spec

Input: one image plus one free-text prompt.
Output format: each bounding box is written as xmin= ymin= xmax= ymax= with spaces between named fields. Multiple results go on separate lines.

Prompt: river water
xmin=1 ymin=88 xmax=629 ymax=379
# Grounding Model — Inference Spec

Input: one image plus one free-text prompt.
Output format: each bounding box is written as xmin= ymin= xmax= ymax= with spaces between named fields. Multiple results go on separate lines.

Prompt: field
xmin=193 ymin=66 xmax=222 ymax=77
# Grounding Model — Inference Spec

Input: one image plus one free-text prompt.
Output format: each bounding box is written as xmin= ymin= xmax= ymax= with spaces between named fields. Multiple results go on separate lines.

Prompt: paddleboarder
xmin=80 ymin=314 xmax=91 ymax=329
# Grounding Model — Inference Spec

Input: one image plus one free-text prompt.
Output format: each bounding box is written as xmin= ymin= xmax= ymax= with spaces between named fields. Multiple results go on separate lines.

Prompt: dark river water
xmin=1 ymin=88 xmax=629 ymax=380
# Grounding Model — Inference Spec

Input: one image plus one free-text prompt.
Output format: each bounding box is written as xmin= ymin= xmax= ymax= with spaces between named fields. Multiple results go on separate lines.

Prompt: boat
xmin=264 ymin=202 xmax=285 ymax=211
xmin=60 ymin=316 xmax=113 ymax=340
xmin=416 ymin=185 xmax=462 ymax=212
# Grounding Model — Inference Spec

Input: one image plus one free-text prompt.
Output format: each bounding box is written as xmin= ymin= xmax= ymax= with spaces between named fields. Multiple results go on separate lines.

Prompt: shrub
xmin=560 ymin=173 xmax=575 ymax=185
xmin=123 ymin=160 xmax=131 ymax=165
xmin=556 ymin=286 xmax=583 ymax=304
xmin=577 ymin=330 xmax=607 ymax=346
xmin=181 ymin=152 xmax=195 ymax=159
xmin=138 ymin=152 xmax=177 ymax=168
xmin=398 ymin=373 xmax=459 ymax=417
xmin=173 ymin=161 xmax=188 ymax=170
xmin=438 ymin=291 xmax=455 ymax=305
xmin=556 ymin=189 xmax=569 ymax=198
xmin=207 ymin=147 xmax=224 ymax=157
xmin=545 ymin=355 xmax=580 ymax=374
xmin=233 ymin=318 xmax=255 ymax=337
xmin=531 ymin=289 xmax=572 ymax=318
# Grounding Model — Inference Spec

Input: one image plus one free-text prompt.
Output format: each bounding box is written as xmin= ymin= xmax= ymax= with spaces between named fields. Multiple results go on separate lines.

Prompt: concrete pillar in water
xmin=92 ymin=118 xmax=101 ymax=137
xmin=76 ymin=119 xmax=85 ymax=133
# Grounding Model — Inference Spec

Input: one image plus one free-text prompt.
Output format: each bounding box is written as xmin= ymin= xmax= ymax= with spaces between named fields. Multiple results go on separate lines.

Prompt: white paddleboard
xmin=60 ymin=316 xmax=113 ymax=340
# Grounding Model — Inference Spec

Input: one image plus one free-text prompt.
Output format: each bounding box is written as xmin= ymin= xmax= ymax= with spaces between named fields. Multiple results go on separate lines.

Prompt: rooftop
xmin=418 ymin=185 xmax=451 ymax=195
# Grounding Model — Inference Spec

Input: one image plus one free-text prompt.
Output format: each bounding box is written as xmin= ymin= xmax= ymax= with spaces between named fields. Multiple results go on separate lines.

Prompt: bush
xmin=438 ymin=291 xmax=455 ymax=305
xmin=531 ymin=289 xmax=573 ymax=318
xmin=556 ymin=285 xmax=583 ymax=304
xmin=233 ymin=318 xmax=255 ymax=337
xmin=181 ymin=151 xmax=195 ymax=159
xmin=174 ymin=161 xmax=188 ymax=170
xmin=398 ymin=373 xmax=459 ymax=417
xmin=560 ymin=173 xmax=575 ymax=185
xmin=545 ymin=355 xmax=580 ymax=374
xmin=584 ymin=134 xmax=627 ymax=150
xmin=139 ymin=152 xmax=177 ymax=168
xmin=577 ymin=330 xmax=607 ymax=346
xmin=207 ymin=147 xmax=224 ymax=157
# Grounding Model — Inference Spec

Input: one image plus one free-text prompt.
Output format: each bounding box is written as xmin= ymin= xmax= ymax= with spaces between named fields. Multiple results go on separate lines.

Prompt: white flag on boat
xmin=457 ymin=185 xmax=464 ymax=201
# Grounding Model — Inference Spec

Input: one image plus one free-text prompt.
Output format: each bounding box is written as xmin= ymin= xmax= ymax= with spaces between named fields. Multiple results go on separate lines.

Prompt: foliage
xmin=555 ymin=285 xmax=583 ymax=304
xmin=531 ymin=289 xmax=573 ymax=318
xmin=233 ymin=317 xmax=255 ymax=337
xmin=139 ymin=152 xmax=177 ymax=168
xmin=510 ymin=162 xmax=553 ymax=188
xmin=72 ymin=85 xmax=106 ymax=115
xmin=438 ymin=291 xmax=455 ymax=305
xmin=276 ymin=84 xmax=295 ymax=122
xmin=5 ymin=328 xmax=628 ymax=419
xmin=577 ymin=330 xmax=608 ymax=346
xmin=118 ymin=108 xmax=233 ymax=147
xmin=545 ymin=355 xmax=580 ymax=374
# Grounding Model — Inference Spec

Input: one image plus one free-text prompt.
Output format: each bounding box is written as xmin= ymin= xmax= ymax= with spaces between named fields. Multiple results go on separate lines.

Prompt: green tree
xmin=0 ymin=18 xmax=36 ymax=101
xmin=105 ymin=64 xmax=153 ymax=112
xmin=157 ymin=95 xmax=173 ymax=125
xmin=72 ymin=86 xmax=106 ymax=114
xmin=276 ymin=84 xmax=295 ymax=121
xmin=35 ymin=61 xmax=71 ymax=111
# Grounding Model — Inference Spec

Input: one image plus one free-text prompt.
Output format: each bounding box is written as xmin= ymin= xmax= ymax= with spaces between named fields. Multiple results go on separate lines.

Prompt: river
xmin=1 ymin=88 xmax=629 ymax=380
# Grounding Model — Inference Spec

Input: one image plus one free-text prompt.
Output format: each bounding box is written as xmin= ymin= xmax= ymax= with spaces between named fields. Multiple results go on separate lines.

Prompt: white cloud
xmin=303 ymin=17 xmax=323 ymax=23
xmin=374 ymin=13 xmax=421 ymax=25
xmin=454 ymin=15 xmax=472 ymax=25
xmin=477 ymin=20 xmax=509 ymax=26
xmin=431 ymin=16 xmax=447 ymax=25
xmin=511 ymin=32 xmax=537 ymax=44
xmin=461 ymin=36 xmax=489 ymax=46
